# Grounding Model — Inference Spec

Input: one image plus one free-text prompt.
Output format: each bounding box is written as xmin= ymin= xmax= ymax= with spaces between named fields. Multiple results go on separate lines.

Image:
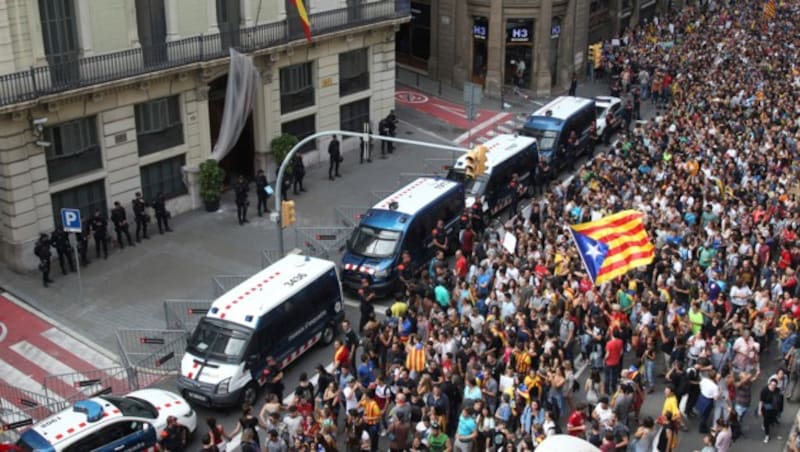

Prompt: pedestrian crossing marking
xmin=0 ymin=358 xmax=63 ymax=402
xmin=42 ymin=328 xmax=118 ymax=373
xmin=10 ymin=341 xmax=94 ymax=396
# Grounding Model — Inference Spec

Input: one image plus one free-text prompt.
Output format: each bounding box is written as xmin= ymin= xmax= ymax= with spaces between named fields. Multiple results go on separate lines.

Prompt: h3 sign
xmin=60 ymin=208 xmax=82 ymax=233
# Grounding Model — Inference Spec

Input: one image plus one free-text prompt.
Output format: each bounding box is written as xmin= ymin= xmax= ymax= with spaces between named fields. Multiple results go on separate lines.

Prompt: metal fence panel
xmin=211 ymin=275 xmax=250 ymax=298
xmin=115 ymin=329 xmax=188 ymax=373
xmin=0 ymin=383 xmax=67 ymax=441
xmin=163 ymin=299 xmax=213 ymax=331
xmin=334 ymin=206 xmax=370 ymax=228
xmin=295 ymin=226 xmax=353 ymax=261
xmin=422 ymin=158 xmax=456 ymax=176
xmin=42 ymin=367 xmax=134 ymax=405
xmin=261 ymin=249 xmax=283 ymax=268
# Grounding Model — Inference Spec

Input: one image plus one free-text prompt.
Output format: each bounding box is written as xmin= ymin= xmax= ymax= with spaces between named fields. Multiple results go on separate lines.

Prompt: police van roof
xmin=530 ymin=96 xmax=594 ymax=121
xmin=452 ymin=134 xmax=536 ymax=173
xmin=371 ymin=177 xmax=460 ymax=217
xmin=206 ymin=254 xmax=336 ymax=328
xmin=28 ymin=398 xmax=125 ymax=447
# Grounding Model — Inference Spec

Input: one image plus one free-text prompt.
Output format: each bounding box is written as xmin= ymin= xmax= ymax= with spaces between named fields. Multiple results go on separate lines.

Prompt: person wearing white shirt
xmin=698 ymin=372 xmax=721 ymax=433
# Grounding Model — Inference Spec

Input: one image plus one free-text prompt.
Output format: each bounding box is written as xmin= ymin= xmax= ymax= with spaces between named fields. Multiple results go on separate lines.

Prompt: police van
xmin=520 ymin=96 xmax=595 ymax=170
xmin=15 ymin=389 xmax=196 ymax=451
xmin=446 ymin=134 xmax=538 ymax=218
xmin=177 ymin=254 xmax=344 ymax=407
xmin=341 ymin=177 xmax=464 ymax=293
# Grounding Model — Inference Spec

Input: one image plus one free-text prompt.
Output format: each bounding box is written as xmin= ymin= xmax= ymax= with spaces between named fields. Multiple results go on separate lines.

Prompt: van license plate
xmin=186 ymin=392 xmax=207 ymax=402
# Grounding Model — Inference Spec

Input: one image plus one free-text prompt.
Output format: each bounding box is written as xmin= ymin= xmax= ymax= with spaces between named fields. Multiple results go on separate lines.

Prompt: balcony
xmin=0 ymin=0 xmax=409 ymax=108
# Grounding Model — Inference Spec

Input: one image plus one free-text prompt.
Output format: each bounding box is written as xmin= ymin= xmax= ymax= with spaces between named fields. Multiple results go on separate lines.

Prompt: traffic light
xmin=281 ymin=200 xmax=296 ymax=228
xmin=464 ymin=148 xmax=479 ymax=178
xmin=474 ymin=145 xmax=488 ymax=175
xmin=589 ymin=43 xmax=602 ymax=69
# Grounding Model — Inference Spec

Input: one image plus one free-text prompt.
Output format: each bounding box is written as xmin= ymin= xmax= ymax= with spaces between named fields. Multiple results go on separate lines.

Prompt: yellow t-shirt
xmin=662 ymin=395 xmax=680 ymax=419
xmin=390 ymin=301 xmax=408 ymax=318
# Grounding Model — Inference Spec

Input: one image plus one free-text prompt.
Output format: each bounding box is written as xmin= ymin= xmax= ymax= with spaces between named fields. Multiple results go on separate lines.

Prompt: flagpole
xmin=567 ymin=226 xmax=597 ymax=286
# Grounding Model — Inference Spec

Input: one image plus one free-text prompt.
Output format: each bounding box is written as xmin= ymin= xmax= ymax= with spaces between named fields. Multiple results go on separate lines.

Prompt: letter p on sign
xmin=61 ymin=208 xmax=82 ymax=233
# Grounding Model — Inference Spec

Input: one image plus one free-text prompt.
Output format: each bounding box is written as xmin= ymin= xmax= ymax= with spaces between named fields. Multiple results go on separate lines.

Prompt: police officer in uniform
xmin=90 ymin=209 xmax=109 ymax=260
xmin=110 ymin=201 xmax=134 ymax=249
xmin=470 ymin=200 xmax=485 ymax=235
xmin=431 ymin=219 xmax=449 ymax=255
xmin=378 ymin=119 xmax=390 ymax=158
xmin=357 ymin=277 xmax=376 ymax=333
xmin=588 ymin=120 xmax=600 ymax=157
xmin=50 ymin=226 xmax=75 ymax=275
xmin=385 ymin=110 xmax=398 ymax=153
xmin=292 ymin=154 xmax=306 ymax=194
xmin=328 ymin=135 xmax=341 ymax=180
xmin=508 ymin=173 xmax=525 ymax=217
xmin=234 ymin=175 xmax=250 ymax=225
xmin=34 ymin=233 xmax=54 ymax=287
xmin=396 ymin=250 xmax=414 ymax=290
xmin=152 ymin=192 xmax=172 ymax=234
xmin=132 ymin=192 xmax=150 ymax=242
xmin=262 ymin=356 xmax=284 ymax=400
xmin=77 ymin=220 xmax=91 ymax=267
xmin=255 ymin=169 xmax=270 ymax=216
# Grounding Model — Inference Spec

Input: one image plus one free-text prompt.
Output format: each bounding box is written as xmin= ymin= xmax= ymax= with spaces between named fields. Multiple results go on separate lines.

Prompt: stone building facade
xmin=0 ymin=0 xmax=408 ymax=272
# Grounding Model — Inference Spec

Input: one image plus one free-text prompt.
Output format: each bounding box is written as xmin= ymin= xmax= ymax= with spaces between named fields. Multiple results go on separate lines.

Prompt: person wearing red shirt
xmin=460 ymin=223 xmax=475 ymax=257
xmin=454 ymin=249 xmax=468 ymax=279
xmin=333 ymin=339 xmax=350 ymax=372
xmin=567 ymin=405 xmax=587 ymax=437
xmin=604 ymin=331 xmax=624 ymax=394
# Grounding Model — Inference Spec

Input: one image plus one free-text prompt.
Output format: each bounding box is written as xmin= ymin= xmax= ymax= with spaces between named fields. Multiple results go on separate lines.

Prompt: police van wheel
xmin=241 ymin=383 xmax=258 ymax=406
xmin=321 ymin=324 xmax=335 ymax=345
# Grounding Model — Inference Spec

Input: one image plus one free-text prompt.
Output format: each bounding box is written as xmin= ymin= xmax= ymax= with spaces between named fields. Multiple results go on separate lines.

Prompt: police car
xmin=14 ymin=389 xmax=196 ymax=451
xmin=593 ymin=95 xmax=623 ymax=139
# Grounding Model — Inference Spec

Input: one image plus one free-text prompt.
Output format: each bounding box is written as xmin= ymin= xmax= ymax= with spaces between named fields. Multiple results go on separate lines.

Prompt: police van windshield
xmin=101 ymin=395 xmax=158 ymax=419
xmin=446 ymin=169 xmax=487 ymax=196
xmin=349 ymin=226 xmax=400 ymax=259
xmin=525 ymin=128 xmax=558 ymax=152
xmin=187 ymin=319 xmax=251 ymax=363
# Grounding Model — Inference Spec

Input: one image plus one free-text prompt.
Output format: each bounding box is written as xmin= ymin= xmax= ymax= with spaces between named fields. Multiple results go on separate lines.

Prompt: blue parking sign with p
xmin=61 ymin=208 xmax=82 ymax=233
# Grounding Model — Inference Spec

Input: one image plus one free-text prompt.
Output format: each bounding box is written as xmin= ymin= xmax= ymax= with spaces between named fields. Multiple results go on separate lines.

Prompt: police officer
xmin=431 ymin=219 xmax=448 ymax=255
xmin=508 ymin=173 xmax=525 ymax=217
xmin=328 ymin=135 xmax=341 ymax=180
xmin=385 ymin=110 xmax=397 ymax=153
xmin=90 ymin=209 xmax=109 ymax=260
xmin=34 ymin=233 xmax=53 ymax=287
xmin=132 ymin=192 xmax=150 ymax=242
xmin=292 ymin=154 xmax=306 ymax=194
xmin=396 ymin=250 xmax=414 ymax=290
xmin=110 ymin=201 xmax=135 ymax=249
xmin=234 ymin=175 xmax=250 ymax=225
xmin=50 ymin=226 xmax=75 ymax=275
xmin=152 ymin=192 xmax=172 ymax=234
xmin=158 ymin=415 xmax=188 ymax=452
xmin=262 ymin=356 xmax=284 ymax=400
xmin=357 ymin=277 xmax=376 ymax=333
xmin=378 ymin=119 xmax=390 ymax=158
xmin=588 ymin=120 xmax=600 ymax=157
xmin=255 ymin=169 xmax=270 ymax=216
xmin=470 ymin=200 xmax=485 ymax=235
xmin=77 ymin=220 xmax=91 ymax=267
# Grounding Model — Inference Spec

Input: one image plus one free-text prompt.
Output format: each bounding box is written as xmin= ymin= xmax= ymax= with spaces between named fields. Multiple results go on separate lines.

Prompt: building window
xmin=44 ymin=117 xmax=103 ymax=183
xmin=135 ymin=95 xmax=184 ymax=156
xmin=140 ymin=154 xmax=187 ymax=201
xmin=339 ymin=48 xmax=369 ymax=97
xmin=51 ymin=179 xmax=106 ymax=227
xmin=340 ymin=98 xmax=370 ymax=134
xmin=396 ymin=2 xmax=431 ymax=69
xmin=280 ymin=62 xmax=315 ymax=114
xmin=281 ymin=115 xmax=316 ymax=153
xmin=38 ymin=0 xmax=80 ymax=86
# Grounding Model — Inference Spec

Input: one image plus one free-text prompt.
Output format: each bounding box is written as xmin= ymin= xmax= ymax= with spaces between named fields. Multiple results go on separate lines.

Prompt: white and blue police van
xmin=447 ymin=134 xmax=538 ymax=218
xmin=520 ymin=96 xmax=595 ymax=170
xmin=341 ymin=177 xmax=465 ymax=294
xmin=177 ymin=253 xmax=344 ymax=407
xmin=15 ymin=389 xmax=196 ymax=451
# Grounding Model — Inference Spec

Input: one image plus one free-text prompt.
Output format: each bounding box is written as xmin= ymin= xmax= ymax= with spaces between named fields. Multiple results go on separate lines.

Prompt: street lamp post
xmin=273 ymin=130 xmax=468 ymax=256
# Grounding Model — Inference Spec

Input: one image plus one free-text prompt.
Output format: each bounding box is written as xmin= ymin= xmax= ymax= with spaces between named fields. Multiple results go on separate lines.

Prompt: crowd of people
xmin=189 ymin=0 xmax=800 ymax=451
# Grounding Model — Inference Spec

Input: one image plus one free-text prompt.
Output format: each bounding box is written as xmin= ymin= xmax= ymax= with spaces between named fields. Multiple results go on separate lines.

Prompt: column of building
xmin=534 ymin=0 xmax=553 ymax=96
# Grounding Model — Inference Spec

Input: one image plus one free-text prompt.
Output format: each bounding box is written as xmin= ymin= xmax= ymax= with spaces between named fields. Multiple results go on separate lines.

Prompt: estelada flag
xmin=292 ymin=0 xmax=312 ymax=42
xmin=763 ymin=0 xmax=776 ymax=20
xmin=569 ymin=210 xmax=655 ymax=286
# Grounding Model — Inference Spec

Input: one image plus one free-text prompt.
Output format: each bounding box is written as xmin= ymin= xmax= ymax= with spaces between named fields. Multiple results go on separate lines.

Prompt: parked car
xmin=594 ymin=96 xmax=623 ymax=142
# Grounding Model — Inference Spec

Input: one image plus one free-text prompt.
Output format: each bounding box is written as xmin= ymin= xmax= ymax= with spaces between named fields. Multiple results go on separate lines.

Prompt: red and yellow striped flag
xmin=763 ymin=0 xmax=776 ymax=20
xmin=569 ymin=210 xmax=655 ymax=286
xmin=291 ymin=0 xmax=312 ymax=42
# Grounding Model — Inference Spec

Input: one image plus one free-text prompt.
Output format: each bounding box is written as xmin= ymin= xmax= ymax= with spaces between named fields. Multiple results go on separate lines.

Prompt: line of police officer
xmin=34 ymin=191 xmax=173 ymax=288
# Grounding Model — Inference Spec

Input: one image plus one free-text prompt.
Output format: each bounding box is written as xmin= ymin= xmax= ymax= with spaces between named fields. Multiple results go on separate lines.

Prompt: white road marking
xmin=496 ymin=125 xmax=512 ymax=134
xmin=41 ymin=328 xmax=119 ymax=373
xmin=0 ymin=321 xmax=6 ymax=343
xmin=454 ymin=112 xmax=511 ymax=145
xmin=0 ymin=358 xmax=64 ymax=402
xmin=10 ymin=341 xmax=93 ymax=395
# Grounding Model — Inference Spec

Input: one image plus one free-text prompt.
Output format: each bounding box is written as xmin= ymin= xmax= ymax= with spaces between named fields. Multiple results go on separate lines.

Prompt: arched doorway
xmin=208 ymin=75 xmax=255 ymax=183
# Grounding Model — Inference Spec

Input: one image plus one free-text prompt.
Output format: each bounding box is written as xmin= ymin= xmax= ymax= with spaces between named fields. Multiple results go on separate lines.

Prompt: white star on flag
xmin=585 ymin=242 xmax=604 ymax=261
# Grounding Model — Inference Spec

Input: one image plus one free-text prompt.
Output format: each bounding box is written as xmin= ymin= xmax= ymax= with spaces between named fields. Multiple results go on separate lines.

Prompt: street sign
xmin=60 ymin=208 xmax=82 ymax=233
xmin=463 ymin=82 xmax=482 ymax=105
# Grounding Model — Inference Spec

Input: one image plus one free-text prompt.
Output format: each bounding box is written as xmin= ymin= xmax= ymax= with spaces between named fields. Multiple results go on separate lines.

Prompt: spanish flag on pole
xmin=291 ymin=0 xmax=312 ymax=42
xmin=569 ymin=210 xmax=655 ymax=286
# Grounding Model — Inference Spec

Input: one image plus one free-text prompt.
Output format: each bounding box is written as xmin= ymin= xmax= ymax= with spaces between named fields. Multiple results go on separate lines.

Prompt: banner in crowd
xmin=569 ymin=210 xmax=655 ymax=286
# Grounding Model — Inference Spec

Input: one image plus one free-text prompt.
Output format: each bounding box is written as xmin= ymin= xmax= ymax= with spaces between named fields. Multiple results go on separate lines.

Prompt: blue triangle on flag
xmin=571 ymin=229 xmax=610 ymax=282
